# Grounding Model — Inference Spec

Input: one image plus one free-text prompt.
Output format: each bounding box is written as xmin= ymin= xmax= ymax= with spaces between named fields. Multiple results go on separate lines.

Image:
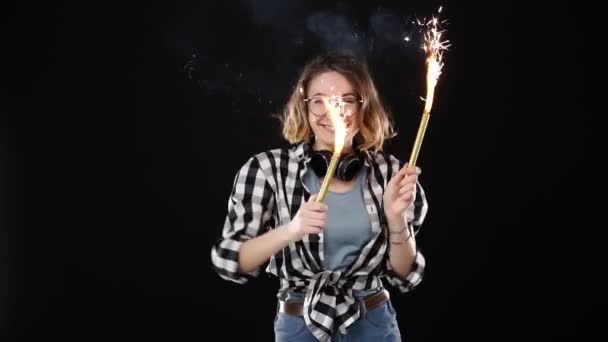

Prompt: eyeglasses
xmin=303 ymin=95 xmax=363 ymax=117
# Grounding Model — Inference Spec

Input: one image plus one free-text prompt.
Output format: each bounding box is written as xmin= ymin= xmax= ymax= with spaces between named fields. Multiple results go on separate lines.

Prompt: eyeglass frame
xmin=303 ymin=95 xmax=364 ymax=117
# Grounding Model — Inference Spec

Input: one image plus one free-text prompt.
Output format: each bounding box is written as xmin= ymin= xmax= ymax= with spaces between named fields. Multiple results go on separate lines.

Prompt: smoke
xmin=305 ymin=11 xmax=367 ymax=57
xmin=165 ymin=2 xmax=433 ymax=98
xmin=242 ymin=0 xmax=305 ymax=30
xmin=370 ymin=8 xmax=408 ymax=46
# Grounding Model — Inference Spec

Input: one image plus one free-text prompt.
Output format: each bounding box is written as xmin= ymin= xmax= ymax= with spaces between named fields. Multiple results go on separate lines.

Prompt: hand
xmin=285 ymin=193 xmax=327 ymax=241
xmin=383 ymin=164 xmax=420 ymax=223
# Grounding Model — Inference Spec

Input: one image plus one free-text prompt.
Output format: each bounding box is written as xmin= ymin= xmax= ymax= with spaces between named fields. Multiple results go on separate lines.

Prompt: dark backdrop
xmin=2 ymin=0 xmax=551 ymax=341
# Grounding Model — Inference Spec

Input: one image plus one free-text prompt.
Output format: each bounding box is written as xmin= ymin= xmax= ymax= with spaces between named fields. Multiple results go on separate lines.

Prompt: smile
xmin=319 ymin=123 xmax=351 ymax=132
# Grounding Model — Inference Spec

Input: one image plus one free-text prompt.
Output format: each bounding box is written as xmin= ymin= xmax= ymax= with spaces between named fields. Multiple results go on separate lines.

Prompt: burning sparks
xmin=316 ymin=96 xmax=348 ymax=202
xmin=324 ymin=96 xmax=348 ymax=153
xmin=417 ymin=9 xmax=450 ymax=114
xmin=407 ymin=6 xmax=450 ymax=167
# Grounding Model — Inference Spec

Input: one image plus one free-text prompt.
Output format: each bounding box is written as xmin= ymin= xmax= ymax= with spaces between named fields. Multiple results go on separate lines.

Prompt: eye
xmin=341 ymin=97 xmax=359 ymax=104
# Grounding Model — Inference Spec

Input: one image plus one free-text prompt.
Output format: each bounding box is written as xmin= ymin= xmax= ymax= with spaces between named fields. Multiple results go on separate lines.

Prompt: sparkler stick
xmin=408 ymin=7 xmax=450 ymax=167
xmin=316 ymin=97 xmax=347 ymax=202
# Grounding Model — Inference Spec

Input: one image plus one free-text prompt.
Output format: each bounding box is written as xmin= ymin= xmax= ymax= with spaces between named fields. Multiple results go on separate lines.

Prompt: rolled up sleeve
xmin=210 ymin=156 xmax=275 ymax=284
xmin=384 ymin=248 xmax=426 ymax=292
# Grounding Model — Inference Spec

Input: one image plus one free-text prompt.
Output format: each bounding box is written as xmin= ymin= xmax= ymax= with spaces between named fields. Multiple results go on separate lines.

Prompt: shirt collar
xmin=292 ymin=141 xmax=375 ymax=169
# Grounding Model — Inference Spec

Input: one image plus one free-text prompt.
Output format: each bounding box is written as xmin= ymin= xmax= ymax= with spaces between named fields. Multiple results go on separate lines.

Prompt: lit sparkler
xmin=316 ymin=96 xmax=347 ymax=202
xmin=408 ymin=6 xmax=450 ymax=167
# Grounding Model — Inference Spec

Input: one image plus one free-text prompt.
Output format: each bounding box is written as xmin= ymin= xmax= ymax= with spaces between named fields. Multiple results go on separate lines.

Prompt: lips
xmin=320 ymin=124 xmax=334 ymax=131
xmin=319 ymin=123 xmax=350 ymax=132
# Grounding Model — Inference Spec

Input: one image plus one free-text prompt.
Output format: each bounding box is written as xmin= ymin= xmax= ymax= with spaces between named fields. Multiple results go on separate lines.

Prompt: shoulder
xmin=238 ymin=144 xmax=300 ymax=173
xmin=251 ymin=144 xmax=299 ymax=165
xmin=366 ymin=149 xmax=401 ymax=172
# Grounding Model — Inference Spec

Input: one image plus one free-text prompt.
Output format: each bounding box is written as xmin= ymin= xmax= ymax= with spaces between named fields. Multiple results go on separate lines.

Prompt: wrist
xmin=389 ymin=227 xmax=412 ymax=244
xmin=386 ymin=214 xmax=412 ymax=239
xmin=281 ymin=223 xmax=299 ymax=243
xmin=386 ymin=213 xmax=405 ymax=229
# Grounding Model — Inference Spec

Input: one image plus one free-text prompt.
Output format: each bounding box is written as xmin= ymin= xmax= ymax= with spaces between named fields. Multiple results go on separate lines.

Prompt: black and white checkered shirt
xmin=211 ymin=142 xmax=428 ymax=341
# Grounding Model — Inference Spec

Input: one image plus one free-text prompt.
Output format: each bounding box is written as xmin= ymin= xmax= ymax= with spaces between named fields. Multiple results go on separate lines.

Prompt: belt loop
xmin=359 ymin=299 xmax=367 ymax=318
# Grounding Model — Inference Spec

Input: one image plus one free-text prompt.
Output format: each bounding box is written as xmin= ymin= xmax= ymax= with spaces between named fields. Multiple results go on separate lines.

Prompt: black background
xmin=2 ymin=0 xmax=555 ymax=341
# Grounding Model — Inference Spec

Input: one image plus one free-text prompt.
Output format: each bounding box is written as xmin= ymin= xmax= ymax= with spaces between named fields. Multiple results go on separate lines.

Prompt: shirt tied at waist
xmin=302 ymin=270 xmax=362 ymax=342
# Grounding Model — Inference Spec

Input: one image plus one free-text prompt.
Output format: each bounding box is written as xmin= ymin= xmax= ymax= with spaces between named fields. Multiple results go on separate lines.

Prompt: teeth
xmin=321 ymin=124 xmax=351 ymax=130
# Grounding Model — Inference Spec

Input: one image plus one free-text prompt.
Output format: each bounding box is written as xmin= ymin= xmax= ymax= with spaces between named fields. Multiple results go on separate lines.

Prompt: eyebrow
xmin=309 ymin=92 xmax=358 ymax=97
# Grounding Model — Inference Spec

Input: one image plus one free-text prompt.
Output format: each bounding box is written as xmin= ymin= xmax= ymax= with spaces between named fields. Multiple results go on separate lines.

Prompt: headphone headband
xmin=309 ymin=149 xmax=363 ymax=181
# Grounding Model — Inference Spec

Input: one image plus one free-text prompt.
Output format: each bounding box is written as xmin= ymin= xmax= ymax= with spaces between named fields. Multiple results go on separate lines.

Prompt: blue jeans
xmin=273 ymin=301 xmax=402 ymax=342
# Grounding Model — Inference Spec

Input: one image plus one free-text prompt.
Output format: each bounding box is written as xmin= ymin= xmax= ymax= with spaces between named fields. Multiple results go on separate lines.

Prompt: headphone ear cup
xmin=337 ymin=153 xmax=363 ymax=181
xmin=310 ymin=150 xmax=332 ymax=177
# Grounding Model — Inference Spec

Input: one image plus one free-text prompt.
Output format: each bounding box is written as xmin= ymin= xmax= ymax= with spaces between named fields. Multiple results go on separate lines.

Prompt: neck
xmin=313 ymin=141 xmax=354 ymax=153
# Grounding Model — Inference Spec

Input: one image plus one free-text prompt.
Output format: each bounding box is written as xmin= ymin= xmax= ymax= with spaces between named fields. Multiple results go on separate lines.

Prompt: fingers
xmin=398 ymin=173 xmax=418 ymax=188
xmin=302 ymin=195 xmax=327 ymax=213
xmin=302 ymin=210 xmax=326 ymax=220
xmin=298 ymin=213 xmax=326 ymax=232
xmin=398 ymin=183 xmax=416 ymax=195
xmin=304 ymin=218 xmax=326 ymax=230
xmin=397 ymin=169 xmax=416 ymax=202
xmin=306 ymin=194 xmax=328 ymax=212
xmin=302 ymin=194 xmax=327 ymax=230
xmin=399 ymin=162 xmax=421 ymax=174
xmin=400 ymin=191 xmax=414 ymax=203
xmin=391 ymin=164 xmax=420 ymax=184
xmin=399 ymin=164 xmax=421 ymax=177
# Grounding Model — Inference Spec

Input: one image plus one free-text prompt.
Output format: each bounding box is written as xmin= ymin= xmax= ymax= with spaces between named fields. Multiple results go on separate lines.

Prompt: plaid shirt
xmin=211 ymin=142 xmax=428 ymax=341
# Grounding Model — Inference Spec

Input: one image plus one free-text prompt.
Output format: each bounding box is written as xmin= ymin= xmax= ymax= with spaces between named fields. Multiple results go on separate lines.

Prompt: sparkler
xmin=316 ymin=96 xmax=347 ymax=202
xmin=408 ymin=6 xmax=450 ymax=167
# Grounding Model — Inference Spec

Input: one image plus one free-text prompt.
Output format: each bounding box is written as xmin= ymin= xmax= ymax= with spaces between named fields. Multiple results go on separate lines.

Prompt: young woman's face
xmin=306 ymin=71 xmax=360 ymax=152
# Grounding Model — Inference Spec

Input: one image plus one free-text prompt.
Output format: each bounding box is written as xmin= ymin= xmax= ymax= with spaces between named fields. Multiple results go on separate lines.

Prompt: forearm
xmin=386 ymin=216 xmax=417 ymax=278
xmin=238 ymin=225 xmax=293 ymax=273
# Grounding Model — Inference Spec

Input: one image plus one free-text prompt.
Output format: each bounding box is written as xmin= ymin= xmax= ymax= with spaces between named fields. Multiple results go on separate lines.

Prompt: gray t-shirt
xmin=282 ymin=167 xmax=380 ymax=303
xmin=303 ymin=167 xmax=372 ymax=271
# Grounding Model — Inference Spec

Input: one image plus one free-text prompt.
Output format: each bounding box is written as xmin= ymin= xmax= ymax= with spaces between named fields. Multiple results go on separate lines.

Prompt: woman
xmin=211 ymin=51 xmax=428 ymax=342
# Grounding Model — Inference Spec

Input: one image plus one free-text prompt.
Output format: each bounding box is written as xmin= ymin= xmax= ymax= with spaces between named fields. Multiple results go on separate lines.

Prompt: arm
xmin=237 ymin=224 xmax=292 ymax=273
xmin=239 ymin=192 xmax=328 ymax=273
xmin=386 ymin=214 xmax=417 ymax=279
xmin=382 ymin=157 xmax=429 ymax=291
xmin=211 ymin=156 xmax=328 ymax=282
xmin=210 ymin=156 xmax=276 ymax=283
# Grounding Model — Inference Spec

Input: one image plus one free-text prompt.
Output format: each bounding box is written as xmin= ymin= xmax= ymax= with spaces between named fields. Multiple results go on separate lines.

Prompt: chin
xmin=318 ymin=137 xmax=355 ymax=152
xmin=318 ymin=137 xmax=335 ymax=150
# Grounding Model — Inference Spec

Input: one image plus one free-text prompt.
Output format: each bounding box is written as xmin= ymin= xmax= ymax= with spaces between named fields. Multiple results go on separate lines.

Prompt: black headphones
xmin=309 ymin=150 xmax=363 ymax=181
